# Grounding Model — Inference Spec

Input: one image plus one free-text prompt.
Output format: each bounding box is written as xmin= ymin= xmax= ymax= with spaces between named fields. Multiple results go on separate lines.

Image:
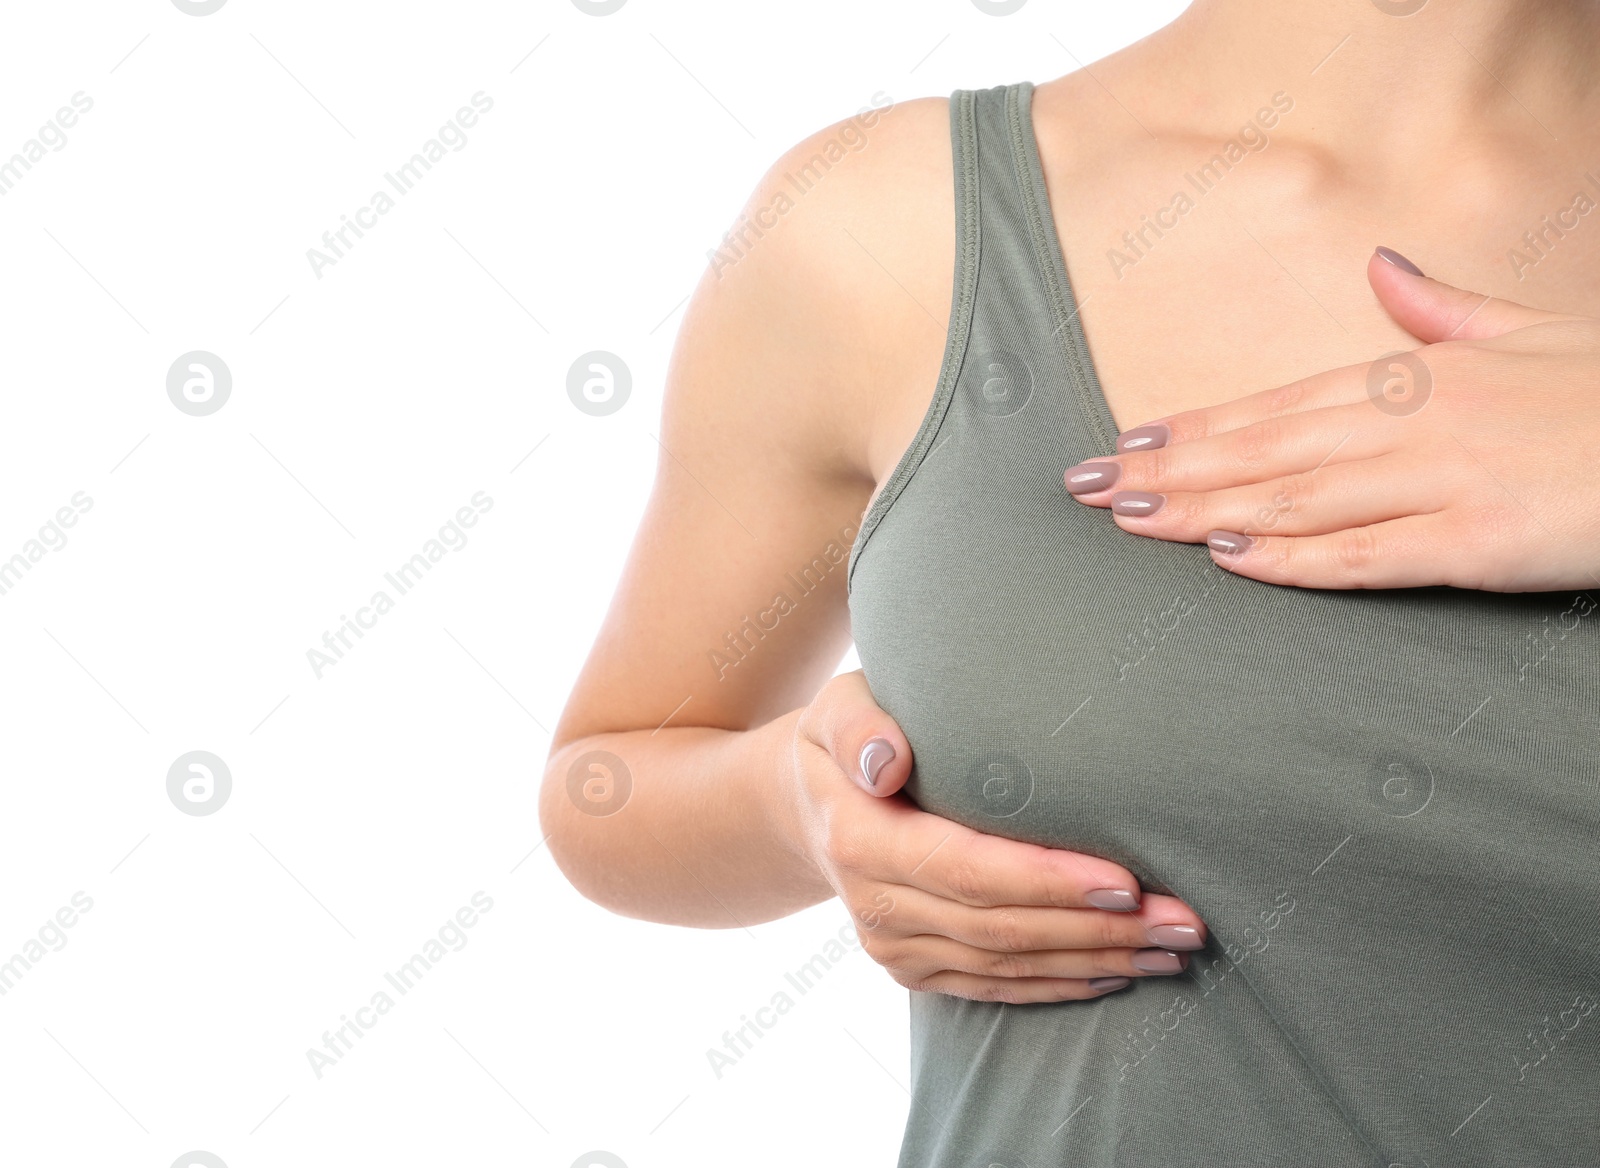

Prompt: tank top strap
xmin=966 ymin=81 xmax=1119 ymax=449
xmin=847 ymin=81 xmax=1118 ymax=588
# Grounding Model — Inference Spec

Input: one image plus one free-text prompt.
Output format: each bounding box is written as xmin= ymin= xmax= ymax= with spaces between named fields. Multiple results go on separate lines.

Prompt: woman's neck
xmin=1148 ymin=0 xmax=1600 ymax=161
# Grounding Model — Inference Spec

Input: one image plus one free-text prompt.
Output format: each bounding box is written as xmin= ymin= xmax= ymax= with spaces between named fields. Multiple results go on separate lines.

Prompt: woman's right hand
xmin=788 ymin=670 xmax=1208 ymax=1004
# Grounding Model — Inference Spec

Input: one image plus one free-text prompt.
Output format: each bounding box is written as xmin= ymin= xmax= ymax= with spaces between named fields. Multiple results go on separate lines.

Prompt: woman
xmin=543 ymin=1 xmax=1600 ymax=1163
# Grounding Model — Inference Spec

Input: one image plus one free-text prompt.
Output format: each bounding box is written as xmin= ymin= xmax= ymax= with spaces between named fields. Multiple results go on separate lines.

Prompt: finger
xmin=1068 ymin=404 xmax=1393 ymax=503
xmin=801 ymin=669 xmax=913 ymax=795
xmin=1110 ymin=453 xmax=1440 ymax=542
xmin=902 ymin=934 xmax=1195 ymax=982
xmin=1368 ymin=246 xmax=1579 ymax=343
xmin=1203 ymin=512 xmax=1456 ymax=589
xmin=1115 ymin=362 xmax=1369 ymax=452
xmin=890 ymin=810 xmax=1149 ymax=911
xmin=911 ymin=970 xmax=1136 ymax=1003
xmin=884 ymin=885 xmax=1206 ymax=954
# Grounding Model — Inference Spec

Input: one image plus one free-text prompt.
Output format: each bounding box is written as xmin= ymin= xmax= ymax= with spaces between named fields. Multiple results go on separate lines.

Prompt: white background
xmin=0 ymin=2 xmax=1184 ymax=1165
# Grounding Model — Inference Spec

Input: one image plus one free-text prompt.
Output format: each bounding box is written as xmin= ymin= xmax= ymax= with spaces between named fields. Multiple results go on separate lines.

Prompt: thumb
xmin=1368 ymin=246 xmax=1577 ymax=342
xmin=807 ymin=670 xmax=913 ymax=797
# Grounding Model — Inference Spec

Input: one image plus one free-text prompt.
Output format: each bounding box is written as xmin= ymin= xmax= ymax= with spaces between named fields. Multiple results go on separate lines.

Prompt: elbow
xmin=537 ymin=745 xmax=628 ymax=916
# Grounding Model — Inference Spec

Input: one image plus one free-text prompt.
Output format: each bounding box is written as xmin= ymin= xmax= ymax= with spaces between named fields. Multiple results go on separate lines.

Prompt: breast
xmin=849 ymin=419 xmax=1600 ymax=1161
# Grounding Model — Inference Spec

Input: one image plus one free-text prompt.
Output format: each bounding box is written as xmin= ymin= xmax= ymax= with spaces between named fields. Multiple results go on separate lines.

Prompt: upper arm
xmin=552 ymin=96 xmax=955 ymax=749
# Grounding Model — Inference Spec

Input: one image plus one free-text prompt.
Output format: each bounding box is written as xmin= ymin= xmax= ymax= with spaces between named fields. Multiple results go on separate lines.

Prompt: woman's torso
xmin=848 ymin=81 xmax=1600 ymax=1168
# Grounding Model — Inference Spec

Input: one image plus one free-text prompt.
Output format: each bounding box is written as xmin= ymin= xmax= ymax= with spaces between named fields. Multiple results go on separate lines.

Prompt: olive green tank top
xmin=847 ymin=82 xmax=1600 ymax=1168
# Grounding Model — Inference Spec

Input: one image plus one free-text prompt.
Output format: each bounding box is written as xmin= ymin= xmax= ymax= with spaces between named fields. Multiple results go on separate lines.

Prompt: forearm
xmin=539 ymin=708 xmax=834 ymax=927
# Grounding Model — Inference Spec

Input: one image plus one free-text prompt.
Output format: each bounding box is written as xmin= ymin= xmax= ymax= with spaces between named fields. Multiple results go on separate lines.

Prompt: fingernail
xmin=1131 ymin=949 xmax=1186 ymax=974
xmin=1146 ymin=924 xmax=1204 ymax=951
xmin=1111 ymin=491 xmax=1165 ymax=518
xmin=1085 ymin=888 xmax=1140 ymax=911
xmin=1089 ymin=976 xmax=1131 ymax=992
xmin=1116 ymin=423 xmax=1170 ymax=453
xmin=1207 ymin=530 xmax=1255 ymax=556
xmin=1064 ymin=461 xmax=1121 ymax=495
xmin=859 ymin=738 xmax=895 ymax=789
xmin=1375 ymin=246 xmax=1424 ymax=277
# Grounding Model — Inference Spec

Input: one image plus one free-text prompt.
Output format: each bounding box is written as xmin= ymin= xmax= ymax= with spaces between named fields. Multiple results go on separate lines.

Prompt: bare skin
xmin=542 ymin=0 xmax=1600 ymax=1003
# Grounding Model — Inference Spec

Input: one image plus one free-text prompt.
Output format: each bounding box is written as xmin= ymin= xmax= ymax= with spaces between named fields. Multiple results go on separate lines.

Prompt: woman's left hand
xmin=1064 ymin=250 xmax=1600 ymax=593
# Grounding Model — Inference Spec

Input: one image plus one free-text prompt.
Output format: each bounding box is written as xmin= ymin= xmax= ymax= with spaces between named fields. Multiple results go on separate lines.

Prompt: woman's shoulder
xmin=670 ymin=95 xmax=957 ymax=486
xmin=708 ymin=93 xmax=955 ymax=316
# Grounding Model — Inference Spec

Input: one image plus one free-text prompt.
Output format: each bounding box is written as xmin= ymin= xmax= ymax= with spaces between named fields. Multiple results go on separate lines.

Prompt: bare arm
xmin=540 ymin=99 xmax=1207 ymax=1000
xmin=540 ymin=98 xmax=952 ymax=925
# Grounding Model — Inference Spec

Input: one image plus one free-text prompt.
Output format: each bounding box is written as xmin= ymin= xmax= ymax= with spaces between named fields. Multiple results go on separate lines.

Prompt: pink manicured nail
xmin=1207 ymin=530 xmax=1255 ymax=556
xmin=1147 ymin=924 xmax=1203 ymax=950
xmin=1089 ymin=976 xmax=1132 ymax=992
xmin=1132 ymin=949 xmax=1186 ymax=974
xmin=1375 ymin=246 xmax=1424 ymax=277
xmin=1117 ymin=423 xmax=1170 ymax=453
xmin=1064 ymin=461 xmax=1121 ymax=495
xmin=1085 ymin=888 xmax=1140 ymax=911
xmin=1111 ymin=491 xmax=1165 ymax=517
xmin=859 ymin=738 xmax=895 ymax=789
